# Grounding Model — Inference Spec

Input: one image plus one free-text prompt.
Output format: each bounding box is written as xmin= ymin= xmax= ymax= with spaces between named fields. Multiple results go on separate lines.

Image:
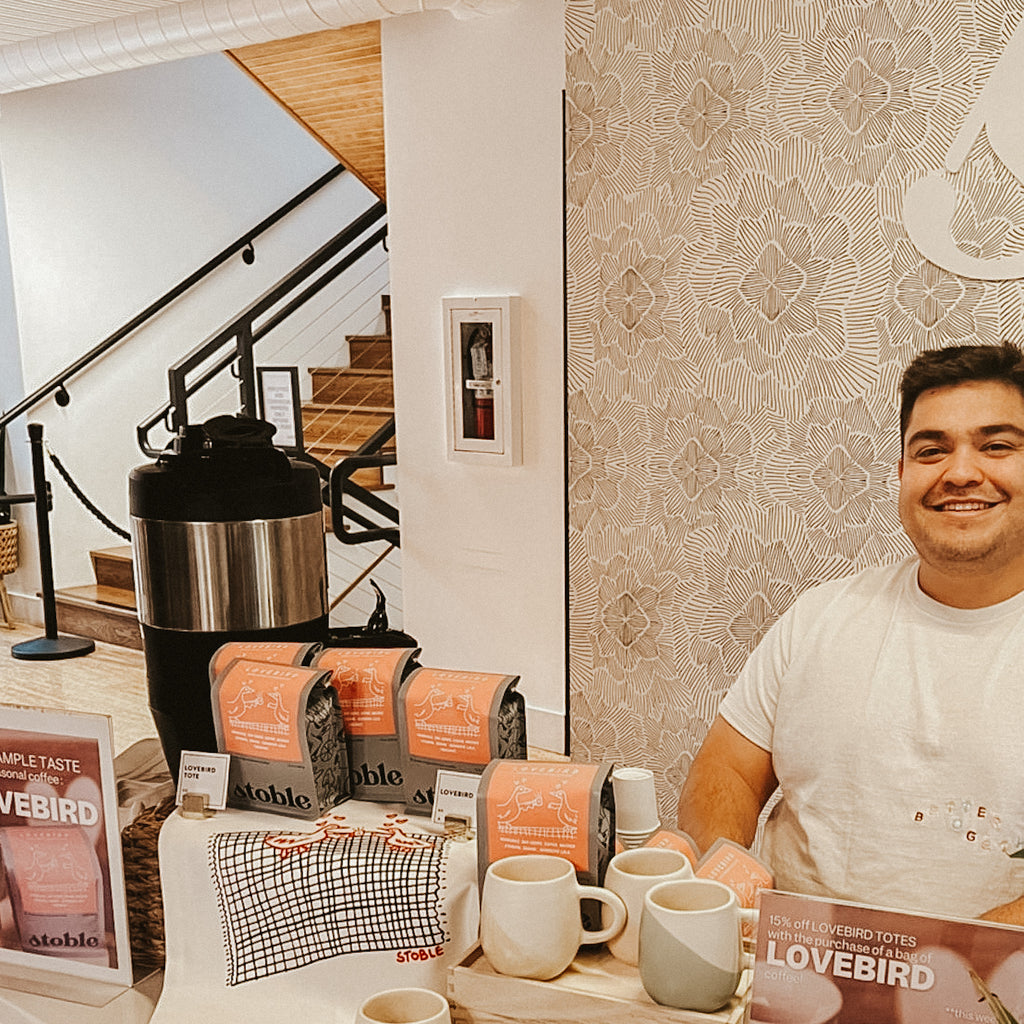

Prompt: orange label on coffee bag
xmin=216 ymin=660 xmax=314 ymax=762
xmin=696 ymin=837 xmax=774 ymax=908
xmin=314 ymin=648 xmax=410 ymax=736
xmin=211 ymin=641 xmax=313 ymax=679
xmin=403 ymin=669 xmax=507 ymax=764
xmin=645 ymin=829 xmax=700 ymax=867
xmin=485 ymin=761 xmax=598 ymax=872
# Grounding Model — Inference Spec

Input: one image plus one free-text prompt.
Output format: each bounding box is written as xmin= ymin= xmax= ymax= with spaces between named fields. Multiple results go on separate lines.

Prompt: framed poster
xmin=0 ymin=705 xmax=132 ymax=1003
xmin=256 ymin=366 xmax=304 ymax=453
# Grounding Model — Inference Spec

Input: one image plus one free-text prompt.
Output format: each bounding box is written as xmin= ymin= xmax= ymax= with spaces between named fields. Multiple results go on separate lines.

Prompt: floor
xmin=0 ymin=621 xmax=156 ymax=756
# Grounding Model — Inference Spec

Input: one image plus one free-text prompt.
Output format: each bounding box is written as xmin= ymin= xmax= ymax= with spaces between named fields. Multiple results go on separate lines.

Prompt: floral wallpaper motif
xmin=565 ymin=0 xmax=1024 ymax=827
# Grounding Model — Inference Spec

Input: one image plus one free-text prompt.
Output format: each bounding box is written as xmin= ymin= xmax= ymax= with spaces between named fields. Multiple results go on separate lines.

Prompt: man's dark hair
xmin=900 ymin=341 xmax=1024 ymax=441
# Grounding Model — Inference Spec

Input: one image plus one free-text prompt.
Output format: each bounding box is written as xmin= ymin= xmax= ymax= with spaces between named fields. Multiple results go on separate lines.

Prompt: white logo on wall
xmin=904 ymin=18 xmax=1024 ymax=280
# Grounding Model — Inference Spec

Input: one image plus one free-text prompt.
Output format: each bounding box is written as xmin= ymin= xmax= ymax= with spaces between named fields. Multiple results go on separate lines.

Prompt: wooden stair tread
xmin=311 ymin=366 xmax=392 ymax=377
xmin=303 ymin=400 xmax=393 ymax=413
xmin=346 ymin=333 xmax=391 ymax=343
xmin=56 ymin=584 xmax=137 ymax=611
xmin=310 ymin=377 xmax=393 ymax=406
xmin=307 ymin=443 xmax=394 ymax=464
xmin=54 ymin=587 xmax=142 ymax=650
xmin=91 ymin=545 xmax=132 ymax=562
xmin=307 ymin=439 xmax=395 ymax=460
xmin=302 ymin=404 xmax=395 ymax=447
xmin=305 ymin=416 xmax=397 ymax=438
xmin=303 ymin=426 xmax=395 ymax=448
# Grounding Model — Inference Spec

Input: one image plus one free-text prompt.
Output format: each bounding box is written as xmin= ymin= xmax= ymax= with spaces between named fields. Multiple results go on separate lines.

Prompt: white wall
xmin=0 ymin=181 xmax=24 ymax=483
xmin=382 ymin=0 xmax=566 ymax=750
xmin=0 ymin=52 xmax=379 ymax=611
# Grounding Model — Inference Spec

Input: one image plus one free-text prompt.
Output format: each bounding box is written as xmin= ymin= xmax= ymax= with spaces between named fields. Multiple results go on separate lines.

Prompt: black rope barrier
xmin=45 ymin=446 xmax=131 ymax=542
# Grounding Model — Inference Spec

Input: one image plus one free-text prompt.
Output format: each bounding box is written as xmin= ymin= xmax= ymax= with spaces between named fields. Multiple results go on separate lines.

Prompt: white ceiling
xmin=0 ymin=1 xmax=182 ymax=46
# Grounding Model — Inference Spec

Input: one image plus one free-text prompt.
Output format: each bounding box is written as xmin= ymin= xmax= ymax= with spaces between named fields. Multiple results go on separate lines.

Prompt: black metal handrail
xmin=136 ymin=201 xmax=387 ymax=454
xmin=0 ymin=163 xmax=346 ymax=440
xmin=136 ymin=190 xmax=399 ymax=547
xmin=0 ymin=159 xmax=399 ymax=555
xmin=330 ymin=417 xmax=399 ymax=546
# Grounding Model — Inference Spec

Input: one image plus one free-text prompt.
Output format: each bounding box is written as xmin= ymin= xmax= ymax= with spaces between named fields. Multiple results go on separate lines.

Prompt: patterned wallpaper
xmin=564 ymin=0 xmax=1024 ymax=826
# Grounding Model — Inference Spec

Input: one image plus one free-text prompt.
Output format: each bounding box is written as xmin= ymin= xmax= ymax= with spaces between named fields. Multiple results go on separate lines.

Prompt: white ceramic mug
xmin=480 ymin=854 xmax=627 ymax=980
xmin=355 ymin=987 xmax=451 ymax=1024
xmin=639 ymin=878 xmax=756 ymax=1012
xmin=603 ymin=846 xmax=693 ymax=966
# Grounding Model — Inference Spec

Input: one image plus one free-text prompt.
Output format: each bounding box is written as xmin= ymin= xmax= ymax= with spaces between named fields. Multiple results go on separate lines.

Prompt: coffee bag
xmin=311 ymin=646 xmax=420 ymax=801
xmin=396 ymin=668 xmax=526 ymax=815
xmin=211 ymin=658 xmax=348 ymax=819
xmin=475 ymin=760 xmax=615 ymax=910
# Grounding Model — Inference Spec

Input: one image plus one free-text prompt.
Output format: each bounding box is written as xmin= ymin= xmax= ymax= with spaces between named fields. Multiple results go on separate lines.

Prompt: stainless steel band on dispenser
xmin=130 ymin=513 xmax=327 ymax=631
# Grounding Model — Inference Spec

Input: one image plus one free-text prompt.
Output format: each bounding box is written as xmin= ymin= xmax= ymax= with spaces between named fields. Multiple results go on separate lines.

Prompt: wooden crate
xmin=448 ymin=944 xmax=751 ymax=1024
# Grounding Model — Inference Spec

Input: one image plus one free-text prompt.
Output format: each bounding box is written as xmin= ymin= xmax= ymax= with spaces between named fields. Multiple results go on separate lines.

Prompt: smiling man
xmin=899 ymin=377 xmax=1024 ymax=608
xmin=678 ymin=342 xmax=1024 ymax=923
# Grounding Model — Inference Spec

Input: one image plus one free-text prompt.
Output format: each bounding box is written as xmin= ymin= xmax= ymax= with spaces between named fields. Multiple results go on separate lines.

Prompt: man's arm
xmin=677 ymin=715 xmax=778 ymax=853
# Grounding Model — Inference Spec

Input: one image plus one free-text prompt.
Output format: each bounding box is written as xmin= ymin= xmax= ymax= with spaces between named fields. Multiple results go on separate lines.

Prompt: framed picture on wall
xmin=256 ymin=366 xmax=304 ymax=453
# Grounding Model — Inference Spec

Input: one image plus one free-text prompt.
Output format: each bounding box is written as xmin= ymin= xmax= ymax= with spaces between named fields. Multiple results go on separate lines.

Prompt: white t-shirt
xmin=720 ymin=557 xmax=1024 ymax=919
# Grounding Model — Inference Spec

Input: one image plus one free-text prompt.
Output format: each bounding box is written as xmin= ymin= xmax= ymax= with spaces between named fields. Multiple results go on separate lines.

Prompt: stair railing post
xmin=11 ymin=423 xmax=95 ymax=661
xmin=235 ymin=323 xmax=258 ymax=419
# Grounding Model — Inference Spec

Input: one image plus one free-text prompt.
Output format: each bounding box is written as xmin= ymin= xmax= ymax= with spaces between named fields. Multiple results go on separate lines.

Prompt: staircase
xmin=302 ymin=295 xmax=395 ymax=490
xmin=53 ymin=547 xmax=141 ymax=649
xmin=52 ymin=298 xmax=395 ymax=648
xmin=46 ymin=17 xmax=395 ymax=649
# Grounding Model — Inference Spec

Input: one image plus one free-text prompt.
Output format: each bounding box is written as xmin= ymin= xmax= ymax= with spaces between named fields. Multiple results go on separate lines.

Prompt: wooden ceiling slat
xmin=229 ymin=20 xmax=385 ymax=201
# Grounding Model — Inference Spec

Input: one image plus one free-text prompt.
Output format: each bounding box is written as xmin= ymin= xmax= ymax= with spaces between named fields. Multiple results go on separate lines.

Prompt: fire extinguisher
xmin=468 ymin=326 xmax=494 ymax=438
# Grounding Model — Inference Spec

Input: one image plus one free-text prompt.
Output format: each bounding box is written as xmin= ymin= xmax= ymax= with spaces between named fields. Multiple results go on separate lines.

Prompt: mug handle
xmin=576 ymin=885 xmax=626 ymax=945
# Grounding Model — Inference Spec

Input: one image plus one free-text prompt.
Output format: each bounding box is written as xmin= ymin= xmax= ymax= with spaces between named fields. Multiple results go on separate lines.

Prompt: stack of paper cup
xmin=612 ymin=767 xmax=660 ymax=848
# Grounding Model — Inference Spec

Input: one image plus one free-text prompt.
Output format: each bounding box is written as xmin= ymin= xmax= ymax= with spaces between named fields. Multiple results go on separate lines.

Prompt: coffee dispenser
xmin=129 ymin=415 xmax=328 ymax=775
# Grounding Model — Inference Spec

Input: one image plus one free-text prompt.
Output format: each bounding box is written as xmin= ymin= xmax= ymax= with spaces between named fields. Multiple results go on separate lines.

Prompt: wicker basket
xmin=121 ymin=795 xmax=176 ymax=972
xmin=0 ymin=522 xmax=17 ymax=576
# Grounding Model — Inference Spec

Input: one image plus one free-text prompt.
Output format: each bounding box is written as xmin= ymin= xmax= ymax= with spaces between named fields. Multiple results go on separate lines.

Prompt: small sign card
xmin=431 ymin=770 xmax=481 ymax=830
xmin=752 ymin=889 xmax=1024 ymax=1024
xmin=177 ymin=750 xmax=231 ymax=811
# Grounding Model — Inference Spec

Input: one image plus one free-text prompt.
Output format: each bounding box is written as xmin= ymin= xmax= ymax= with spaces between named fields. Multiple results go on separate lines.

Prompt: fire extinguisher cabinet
xmin=129 ymin=416 xmax=328 ymax=775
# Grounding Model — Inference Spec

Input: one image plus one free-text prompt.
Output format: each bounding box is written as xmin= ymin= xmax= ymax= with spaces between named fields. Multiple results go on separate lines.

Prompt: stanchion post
xmin=11 ymin=422 xmax=95 ymax=661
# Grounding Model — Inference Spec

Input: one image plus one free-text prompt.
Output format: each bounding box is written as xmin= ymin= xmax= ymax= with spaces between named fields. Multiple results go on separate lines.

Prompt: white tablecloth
xmin=0 ymin=972 xmax=162 ymax=1024
xmin=151 ymin=800 xmax=480 ymax=1024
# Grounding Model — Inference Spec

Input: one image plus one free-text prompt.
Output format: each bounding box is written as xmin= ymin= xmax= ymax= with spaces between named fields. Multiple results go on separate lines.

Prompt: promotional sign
xmin=177 ymin=750 xmax=231 ymax=811
xmin=0 ymin=704 xmax=132 ymax=1001
xmin=752 ymin=889 xmax=1024 ymax=1024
